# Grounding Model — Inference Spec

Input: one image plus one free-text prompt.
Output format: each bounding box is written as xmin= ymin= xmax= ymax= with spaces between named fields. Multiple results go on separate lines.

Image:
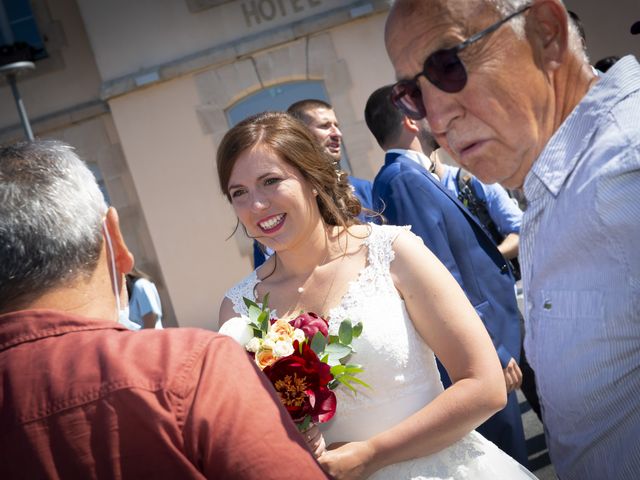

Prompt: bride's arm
xmin=318 ymin=230 xmax=506 ymax=479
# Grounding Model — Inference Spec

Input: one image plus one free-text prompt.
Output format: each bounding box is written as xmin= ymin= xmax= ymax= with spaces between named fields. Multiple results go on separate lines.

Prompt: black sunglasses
xmin=390 ymin=4 xmax=532 ymax=120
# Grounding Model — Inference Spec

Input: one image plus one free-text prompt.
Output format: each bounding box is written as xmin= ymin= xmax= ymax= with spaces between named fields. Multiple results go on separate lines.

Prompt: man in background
xmin=287 ymin=99 xmax=373 ymax=211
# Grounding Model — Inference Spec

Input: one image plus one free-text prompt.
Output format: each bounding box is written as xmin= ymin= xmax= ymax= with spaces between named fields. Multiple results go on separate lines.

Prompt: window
xmin=0 ymin=0 xmax=47 ymax=64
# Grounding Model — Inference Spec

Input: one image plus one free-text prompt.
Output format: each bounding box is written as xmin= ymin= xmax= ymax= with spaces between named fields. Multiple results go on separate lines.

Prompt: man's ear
xmin=105 ymin=207 xmax=134 ymax=275
xmin=401 ymin=116 xmax=420 ymax=134
xmin=527 ymin=0 xmax=569 ymax=72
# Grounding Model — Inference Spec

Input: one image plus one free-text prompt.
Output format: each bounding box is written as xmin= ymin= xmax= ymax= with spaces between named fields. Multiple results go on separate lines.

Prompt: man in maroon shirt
xmin=0 ymin=140 xmax=328 ymax=479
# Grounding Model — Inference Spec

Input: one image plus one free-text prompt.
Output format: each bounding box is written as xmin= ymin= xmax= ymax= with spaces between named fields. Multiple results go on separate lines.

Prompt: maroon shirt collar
xmin=0 ymin=309 xmax=128 ymax=353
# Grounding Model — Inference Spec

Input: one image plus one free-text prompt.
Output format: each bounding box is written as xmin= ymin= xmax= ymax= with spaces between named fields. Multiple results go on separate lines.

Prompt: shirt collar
xmin=387 ymin=148 xmax=434 ymax=171
xmin=0 ymin=309 xmax=128 ymax=352
xmin=525 ymin=55 xmax=640 ymax=201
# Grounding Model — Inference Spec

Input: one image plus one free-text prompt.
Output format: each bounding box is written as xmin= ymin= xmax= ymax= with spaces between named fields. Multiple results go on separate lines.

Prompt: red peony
xmin=289 ymin=312 xmax=329 ymax=340
xmin=263 ymin=341 xmax=336 ymax=424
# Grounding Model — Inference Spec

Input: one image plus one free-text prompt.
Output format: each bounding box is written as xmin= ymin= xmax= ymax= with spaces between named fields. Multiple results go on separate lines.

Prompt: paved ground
xmin=519 ymin=390 xmax=557 ymax=479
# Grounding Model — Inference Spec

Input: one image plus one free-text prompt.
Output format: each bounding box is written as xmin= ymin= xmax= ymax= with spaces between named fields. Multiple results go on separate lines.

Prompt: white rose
xmin=246 ymin=337 xmax=262 ymax=353
xmin=219 ymin=316 xmax=254 ymax=346
xmin=293 ymin=328 xmax=306 ymax=343
xmin=273 ymin=340 xmax=294 ymax=358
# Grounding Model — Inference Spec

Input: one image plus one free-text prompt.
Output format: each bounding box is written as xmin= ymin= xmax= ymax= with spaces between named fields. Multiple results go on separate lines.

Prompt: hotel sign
xmin=239 ymin=0 xmax=323 ymax=27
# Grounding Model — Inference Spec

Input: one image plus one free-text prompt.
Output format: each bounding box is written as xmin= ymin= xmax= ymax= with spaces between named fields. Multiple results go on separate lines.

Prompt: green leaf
xmin=339 ymin=375 xmax=372 ymax=390
xmin=251 ymin=327 xmax=263 ymax=338
xmin=243 ymin=297 xmax=259 ymax=310
xmin=262 ymin=292 xmax=270 ymax=310
xmin=330 ymin=364 xmax=347 ymax=376
xmin=338 ymin=320 xmax=353 ymax=345
xmin=328 ymin=335 xmax=340 ymax=344
xmin=336 ymin=379 xmax=357 ymax=392
xmin=297 ymin=415 xmax=311 ymax=432
xmin=352 ymin=322 xmax=363 ymax=338
xmin=325 ymin=355 xmax=342 ymax=367
xmin=324 ymin=343 xmax=352 ymax=359
xmin=342 ymin=365 xmax=364 ymax=374
xmin=310 ymin=331 xmax=327 ymax=355
xmin=248 ymin=304 xmax=262 ymax=324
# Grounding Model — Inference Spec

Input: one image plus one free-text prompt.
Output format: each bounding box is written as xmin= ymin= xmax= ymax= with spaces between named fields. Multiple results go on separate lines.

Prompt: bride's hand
xmin=317 ymin=441 xmax=376 ymax=480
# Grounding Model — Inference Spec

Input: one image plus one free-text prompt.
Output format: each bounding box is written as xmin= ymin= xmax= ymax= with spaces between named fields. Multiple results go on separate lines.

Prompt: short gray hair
xmin=0 ymin=140 xmax=107 ymax=310
xmin=389 ymin=0 xmax=588 ymax=63
xmin=488 ymin=0 xmax=589 ymax=63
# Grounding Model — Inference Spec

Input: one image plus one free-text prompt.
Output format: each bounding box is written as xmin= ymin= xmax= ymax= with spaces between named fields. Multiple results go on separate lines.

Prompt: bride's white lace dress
xmin=225 ymin=224 xmax=536 ymax=479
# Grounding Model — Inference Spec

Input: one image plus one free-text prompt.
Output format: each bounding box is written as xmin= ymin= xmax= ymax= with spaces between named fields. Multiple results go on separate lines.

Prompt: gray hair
xmin=389 ymin=0 xmax=589 ymax=63
xmin=0 ymin=140 xmax=107 ymax=310
xmin=488 ymin=0 xmax=589 ymax=63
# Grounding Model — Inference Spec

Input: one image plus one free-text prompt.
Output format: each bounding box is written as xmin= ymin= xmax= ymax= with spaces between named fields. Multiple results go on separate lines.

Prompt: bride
xmin=217 ymin=111 xmax=535 ymax=479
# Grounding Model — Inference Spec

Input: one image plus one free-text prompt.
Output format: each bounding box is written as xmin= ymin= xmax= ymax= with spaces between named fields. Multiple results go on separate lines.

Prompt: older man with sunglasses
xmin=385 ymin=1 xmax=640 ymax=480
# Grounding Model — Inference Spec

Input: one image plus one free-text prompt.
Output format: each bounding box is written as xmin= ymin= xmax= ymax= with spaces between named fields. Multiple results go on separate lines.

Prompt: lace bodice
xmin=224 ymin=224 xmax=535 ymax=479
xmin=225 ymin=224 xmax=443 ymax=440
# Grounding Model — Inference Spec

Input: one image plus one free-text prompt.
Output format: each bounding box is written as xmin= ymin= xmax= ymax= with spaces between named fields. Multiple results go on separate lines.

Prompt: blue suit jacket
xmin=349 ymin=175 xmax=373 ymax=212
xmin=372 ymin=152 xmax=521 ymax=367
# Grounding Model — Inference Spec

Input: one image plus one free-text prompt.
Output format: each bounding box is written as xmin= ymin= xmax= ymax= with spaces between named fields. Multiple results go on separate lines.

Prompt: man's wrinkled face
xmin=385 ymin=0 xmax=551 ymax=189
xmin=304 ymin=108 xmax=343 ymax=163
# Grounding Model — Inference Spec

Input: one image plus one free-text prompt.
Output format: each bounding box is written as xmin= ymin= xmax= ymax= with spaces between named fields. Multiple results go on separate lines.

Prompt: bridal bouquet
xmin=219 ymin=295 xmax=368 ymax=431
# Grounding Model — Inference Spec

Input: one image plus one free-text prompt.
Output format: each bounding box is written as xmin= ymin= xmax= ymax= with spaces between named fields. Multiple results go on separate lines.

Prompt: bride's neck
xmin=276 ymin=223 xmax=344 ymax=278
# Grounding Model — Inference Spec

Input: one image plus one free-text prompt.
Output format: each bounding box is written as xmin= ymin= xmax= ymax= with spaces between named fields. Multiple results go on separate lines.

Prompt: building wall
xmin=0 ymin=0 xmax=176 ymax=326
xmin=76 ymin=0 xmax=356 ymax=83
xmin=108 ymin=76 xmax=234 ymax=330
xmin=107 ymin=9 xmax=395 ymax=330
xmin=564 ymin=0 xmax=640 ymax=62
xmin=0 ymin=0 xmax=101 ymax=130
xmin=3 ymin=0 xmax=639 ymax=330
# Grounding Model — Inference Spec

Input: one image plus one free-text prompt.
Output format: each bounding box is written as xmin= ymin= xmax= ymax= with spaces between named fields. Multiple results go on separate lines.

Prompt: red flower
xmin=289 ymin=312 xmax=329 ymax=340
xmin=263 ymin=341 xmax=336 ymax=424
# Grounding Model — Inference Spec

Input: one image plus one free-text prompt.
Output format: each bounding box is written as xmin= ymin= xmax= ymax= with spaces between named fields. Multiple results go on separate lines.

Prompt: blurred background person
xmin=126 ymin=267 xmax=164 ymax=329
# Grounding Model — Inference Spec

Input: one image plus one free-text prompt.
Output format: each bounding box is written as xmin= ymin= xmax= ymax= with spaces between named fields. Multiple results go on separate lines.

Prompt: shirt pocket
xmin=538 ymin=289 xmax=604 ymax=320
xmin=534 ymin=289 xmax=605 ymax=422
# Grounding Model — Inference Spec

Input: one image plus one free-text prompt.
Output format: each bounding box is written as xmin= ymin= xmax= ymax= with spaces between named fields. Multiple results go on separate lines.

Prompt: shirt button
xmin=500 ymin=264 xmax=509 ymax=273
xmin=543 ymin=300 xmax=552 ymax=310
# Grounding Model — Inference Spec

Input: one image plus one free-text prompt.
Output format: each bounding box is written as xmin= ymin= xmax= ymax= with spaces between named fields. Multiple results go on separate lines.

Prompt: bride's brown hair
xmin=217 ymin=111 xmax=362 ymax=228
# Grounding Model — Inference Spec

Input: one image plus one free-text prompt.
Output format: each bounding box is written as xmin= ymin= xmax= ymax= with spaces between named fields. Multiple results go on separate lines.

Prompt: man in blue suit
xmin=364 ymin=85 xmax=528 ymax=466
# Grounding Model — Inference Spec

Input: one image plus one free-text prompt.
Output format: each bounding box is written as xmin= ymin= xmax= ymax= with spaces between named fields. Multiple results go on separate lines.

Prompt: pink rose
xmin=289 ymin=312 xmax=329 ymax=340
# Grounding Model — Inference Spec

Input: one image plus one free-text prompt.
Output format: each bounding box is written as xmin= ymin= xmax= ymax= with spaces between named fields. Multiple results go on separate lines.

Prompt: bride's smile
xmin=227 ymin=144 xmax=322 ymax=255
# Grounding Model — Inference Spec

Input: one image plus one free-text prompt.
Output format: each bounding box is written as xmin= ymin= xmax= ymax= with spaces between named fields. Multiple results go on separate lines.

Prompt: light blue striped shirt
xmin=521 ymin=55 xmax=640 ymax=480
